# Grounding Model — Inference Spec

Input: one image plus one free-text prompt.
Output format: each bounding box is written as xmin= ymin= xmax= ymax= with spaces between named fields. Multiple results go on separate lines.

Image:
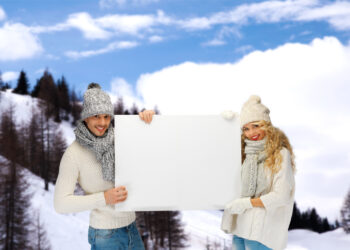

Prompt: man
xmin=54 ymin=83 xmax=154 ymax=250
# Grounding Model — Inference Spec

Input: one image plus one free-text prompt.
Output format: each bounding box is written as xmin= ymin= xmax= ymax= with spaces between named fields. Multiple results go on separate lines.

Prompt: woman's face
xmin=84 ymin=114 xmax=111 ymax=137
xmin=242 ymin=121 xmax=266 ymax=141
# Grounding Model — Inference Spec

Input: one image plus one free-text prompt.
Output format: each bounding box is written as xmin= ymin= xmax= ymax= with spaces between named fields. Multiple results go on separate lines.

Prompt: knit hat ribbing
xmin=80 ymin=83 xmax=114 ymax=121
xmin=240 ymin=95 xmax=270 ymax=128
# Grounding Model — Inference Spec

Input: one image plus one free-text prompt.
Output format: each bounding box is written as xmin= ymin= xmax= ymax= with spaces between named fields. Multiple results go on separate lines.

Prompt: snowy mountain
xmin=1 ymin=90 xmax=349 ymax=249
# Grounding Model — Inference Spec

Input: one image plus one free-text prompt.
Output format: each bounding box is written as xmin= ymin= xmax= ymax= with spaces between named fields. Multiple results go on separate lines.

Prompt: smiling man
xmin=54 ymin=83 xmax=154 ymax=250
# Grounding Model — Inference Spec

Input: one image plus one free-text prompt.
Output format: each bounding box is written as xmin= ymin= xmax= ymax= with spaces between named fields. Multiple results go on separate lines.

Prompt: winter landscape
xmin=1 ymin=0 xmax=350 ymax=249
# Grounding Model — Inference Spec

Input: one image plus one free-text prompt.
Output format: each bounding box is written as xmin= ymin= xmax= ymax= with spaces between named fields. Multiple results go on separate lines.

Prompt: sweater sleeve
xmin=259 ymin=148 xmax=295 ymax=210
xmin=54 ymin=149 xmax=106 ymax=214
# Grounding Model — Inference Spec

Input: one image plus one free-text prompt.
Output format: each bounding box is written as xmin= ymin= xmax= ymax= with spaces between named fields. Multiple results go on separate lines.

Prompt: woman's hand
xmin=139 ymin=110 xmax=155 ymax=124
xmin=104 ymin=186 xmax=128 ymax=205
xmin=225 ymin=197 xmax=253 ymax=214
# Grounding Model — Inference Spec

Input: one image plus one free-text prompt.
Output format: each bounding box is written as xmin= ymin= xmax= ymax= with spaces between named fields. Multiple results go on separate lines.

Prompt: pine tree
xmin=136 ymin=211 xmax=187 ymax=249
xmin=0 ymin=158 xmax=7 ymax=249
xmin=27 ymin=109 xmax=42 ymax=175
xmin=309 ymin=208 xmax=322 ymax=232
xmin=70 ymin=89 xmax=82 ymax=125
xmin=341 ymin=188 xmax=350 ymax=233
xmin=0 ymin=70 xmax=4 ymax=91
xmin=57 ymin=76 xmax=71 ymax=121
xmin=320 ymin=218 xmax=331 ymax=233
xmin=114 ymin=97 xmax=125 ymax=114
xmin=130 ymin=103 xmax=139 ymax=115
xmin=0 ymin=105 xmax=32 ymax=250
xmin=37 ymin=70 xmax=61 ymax=122
xmin=289 ymin=202 xmax=302 ymax=230
xmin=31 ymin=79 xmax=41 ymax=97
xmin=48 ymin=129 xmax=67 ymax=183
xmin=31 ymin=211 xmax=51 ymax=250
xmin=13 ymin=70 xmax=29 ymax=95
xmin=165 ymin=211 xmax=187 ymax=249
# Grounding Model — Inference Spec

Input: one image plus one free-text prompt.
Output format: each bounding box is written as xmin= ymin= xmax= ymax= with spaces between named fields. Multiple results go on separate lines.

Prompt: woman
xmin=221 ymin=95 xmax=296 ymax=250
xmin=54 ymin=83 xmax=154 ymax=250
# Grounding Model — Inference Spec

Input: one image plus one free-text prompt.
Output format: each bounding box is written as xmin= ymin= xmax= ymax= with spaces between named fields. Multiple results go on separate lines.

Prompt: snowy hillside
xmin=26 ymin=167 xmax=350 ymax=250
xmin=1 ymin=90 xmax=349 ymax=249
xmin=6 ymin=164 xmax=344 ymax=250
xmin=0 ymin=89 xmax=75 ymax=144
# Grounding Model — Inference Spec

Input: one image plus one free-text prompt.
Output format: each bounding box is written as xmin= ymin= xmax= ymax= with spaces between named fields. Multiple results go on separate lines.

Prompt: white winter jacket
xmin=221 ymin=147 xmax=295 ymax=250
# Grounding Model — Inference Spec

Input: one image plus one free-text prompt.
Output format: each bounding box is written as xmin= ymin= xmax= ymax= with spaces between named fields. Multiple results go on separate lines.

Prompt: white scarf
xmin=241 ymin=138 xmax=269 ymax=198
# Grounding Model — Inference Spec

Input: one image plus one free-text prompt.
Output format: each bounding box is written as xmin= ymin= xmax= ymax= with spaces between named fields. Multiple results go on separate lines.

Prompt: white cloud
xmin=96 ymin=13 xmax=156 ymax=36
xmin=133 ymin=36 xmax=350 ymax=220
xmin=297 ymin=1 xmax=350 ymax=30
xmin=203 ymin=26 xmax=242 ymax=46
xmin=148 ymin=35 xmax=163 ymax=43
xmin=179 ymin=0 xmax=350 ymax=31
xmin=65 ymin=41 xmax=138 ymax=59
xmin=31 ymin=12 xmax=113 ymax=40
xmin=2 ymin=71 xmax=19 ymax=82
xmin=100 ymin=0 xmax=159 ymax=8
xmin=96 ymin=10 xmax=172 ymax=36
xmin=8 ymin=0 xmax=350 ymax=51
xmin=0 ymin=23 xmax=43 ymax=61
xmin=31 ymin=10 xmax=172 ymax=41
xmin=137 ymin=36 xmax=350 ymax=119
xmin=0 ymin=6 xmax=6 ymax=21
xmin=235 ymin=45 xmax=253 ymax=54
xmin=66 ymin=12 xmax=112 ymax=40
xmin=179 ymin=0 xmax=317 ymax=30
xmin=109 ymin=77 xmax=144 ymax=109
xmin=202 ymin=39 xmax=226 ymax=47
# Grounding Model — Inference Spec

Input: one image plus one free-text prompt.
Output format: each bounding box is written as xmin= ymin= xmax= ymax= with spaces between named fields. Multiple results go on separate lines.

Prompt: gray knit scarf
xmin=241 ymin=138 xmax=268 ymax=198
xmin=74 ymin=121 xmax=115 ymax=183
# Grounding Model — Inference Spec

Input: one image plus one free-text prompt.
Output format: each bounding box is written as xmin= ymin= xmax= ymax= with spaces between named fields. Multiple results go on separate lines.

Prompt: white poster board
xmin=114 ymin=115 xmax=241 ymax=211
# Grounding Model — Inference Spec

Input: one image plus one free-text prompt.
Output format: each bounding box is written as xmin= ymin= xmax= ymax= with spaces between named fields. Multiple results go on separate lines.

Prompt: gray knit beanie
xmin=81 ymin=83 xmax=114 ymax=121
xmin=240 ymin=95 xmax=271 ymax=128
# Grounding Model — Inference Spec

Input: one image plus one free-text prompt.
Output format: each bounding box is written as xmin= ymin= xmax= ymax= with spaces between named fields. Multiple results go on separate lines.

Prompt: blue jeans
xmin=232 ymin=235 xmax=272 ymax=250
xmin=88 ymin=222 xmax=145 ymax=250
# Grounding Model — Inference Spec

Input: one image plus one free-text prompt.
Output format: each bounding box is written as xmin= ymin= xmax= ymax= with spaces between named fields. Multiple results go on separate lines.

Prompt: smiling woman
xmin=222 ymin=95 xmax=296 ymax=250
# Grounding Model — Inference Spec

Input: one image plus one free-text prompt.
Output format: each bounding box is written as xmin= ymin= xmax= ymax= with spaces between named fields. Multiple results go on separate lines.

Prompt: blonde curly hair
xmin=241 ymin=120 xmax=296 ymax=175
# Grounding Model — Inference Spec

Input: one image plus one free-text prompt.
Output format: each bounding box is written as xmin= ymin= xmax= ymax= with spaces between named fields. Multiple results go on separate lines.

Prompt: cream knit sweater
xmin=221 ymin=148 xmax=295 ymax=250
xmin=54 ymin=140 xmax=135 ymax=229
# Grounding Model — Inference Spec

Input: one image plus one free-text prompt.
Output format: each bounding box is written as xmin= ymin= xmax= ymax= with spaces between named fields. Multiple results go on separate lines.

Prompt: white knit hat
xmin=80 ymin=83 xmax=114 ymax=121
xmin=240 ymin=95 xmax=270 ymax=128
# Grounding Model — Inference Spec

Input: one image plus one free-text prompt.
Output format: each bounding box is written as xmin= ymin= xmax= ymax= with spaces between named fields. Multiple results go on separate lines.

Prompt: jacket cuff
xmin=95 ymin=192 xmax=107 ymax=207
xmin=260 ymin=194 xmax=273 ymax=209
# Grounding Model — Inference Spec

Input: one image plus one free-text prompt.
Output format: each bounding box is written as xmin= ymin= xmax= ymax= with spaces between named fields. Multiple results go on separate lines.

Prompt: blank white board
xmin=114 ymin=115 xmax=241 ymax=211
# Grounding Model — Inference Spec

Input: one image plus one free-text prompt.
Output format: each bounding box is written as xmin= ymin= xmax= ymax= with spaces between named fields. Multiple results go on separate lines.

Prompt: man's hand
xmin=104 ymin=186 xmax=128 ymax=205
xmin=225 ymin=197 xmax=253 ymax=214
xmin=139 ymin=110 xmax=155 ymax=124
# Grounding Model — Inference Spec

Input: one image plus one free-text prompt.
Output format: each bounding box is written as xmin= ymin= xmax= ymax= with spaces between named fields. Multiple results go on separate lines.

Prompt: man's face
xmin=84 ymin=114 xmax=111 ymax=137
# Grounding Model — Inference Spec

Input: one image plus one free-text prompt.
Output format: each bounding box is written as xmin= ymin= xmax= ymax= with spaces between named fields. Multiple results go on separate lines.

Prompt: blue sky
xmin=1 ymin=0 xmax=350 ymax=221
xmin=1 ymin=0 xmax=350 ymax=93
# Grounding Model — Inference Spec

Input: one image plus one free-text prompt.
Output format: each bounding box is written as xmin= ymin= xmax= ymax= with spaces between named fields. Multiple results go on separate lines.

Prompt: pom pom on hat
xmin=240 ymin=95 xmax=271 ymax=128
xmin=246 ymin=95 xmax=261 ymax=104
xmin=88 ymin=83 xmax=101 ymax=90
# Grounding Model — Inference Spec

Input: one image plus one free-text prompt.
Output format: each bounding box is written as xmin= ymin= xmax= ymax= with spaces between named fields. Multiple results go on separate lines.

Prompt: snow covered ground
xmin=25 ymin=168 xmax=350 ymax=250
